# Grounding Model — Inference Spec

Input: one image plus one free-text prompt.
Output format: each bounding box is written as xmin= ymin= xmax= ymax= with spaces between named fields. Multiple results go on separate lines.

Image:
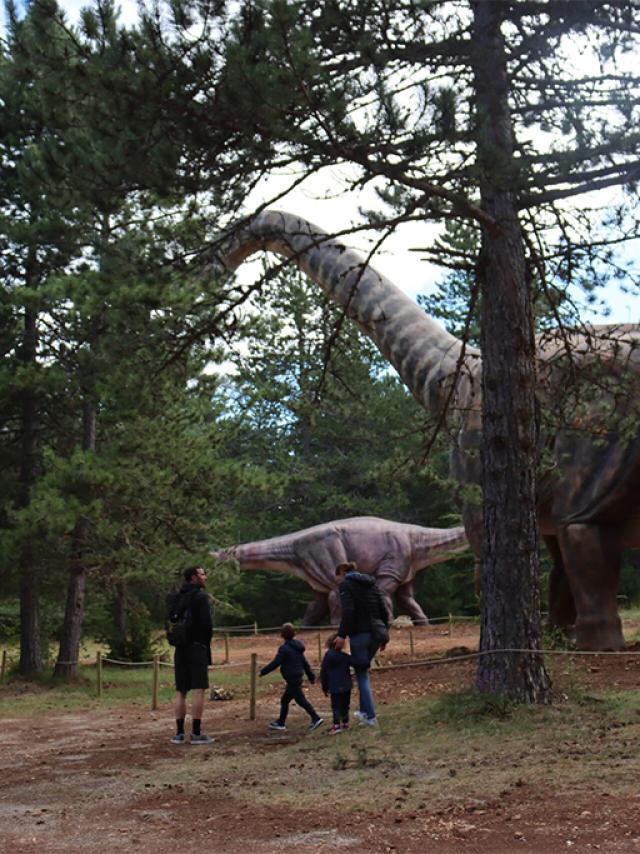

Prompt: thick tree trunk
xmin=472 ymin=1 xmax=550 ymax=702
xmin=53 ymin=225 xmax=106 ymax=678
xmin=19 ymin=543 xmax=41 ymax=676
xmin=53 ymin=398 xmax=96 ymax=679
xmin=114 ymin=581 xmax=128 ymax=639
xmin=18 ymin=304 xmax=42 ymax=677
xmin=53 ymin=561 xmax=87 ymax=679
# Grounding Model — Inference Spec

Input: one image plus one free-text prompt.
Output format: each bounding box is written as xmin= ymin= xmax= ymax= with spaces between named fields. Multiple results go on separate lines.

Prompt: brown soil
xmin=2 ymin=623 xmax=640 ymax=853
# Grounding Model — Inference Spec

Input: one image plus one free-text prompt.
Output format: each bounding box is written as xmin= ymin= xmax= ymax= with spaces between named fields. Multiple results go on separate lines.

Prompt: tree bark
xmin=53 ymin=398 xmax=96 ymax=679
xmin=114 ymin=581 xmax=128 ymax=639
xmin=18 ymin=302 xmax=42 ymax=677
xmin=54 ymin=207 xmax=105 ymax=681
xmin=19 ymin=543 xmax=41 ymax=675
xmin=472 ymin=1 xmax=550 ymax=702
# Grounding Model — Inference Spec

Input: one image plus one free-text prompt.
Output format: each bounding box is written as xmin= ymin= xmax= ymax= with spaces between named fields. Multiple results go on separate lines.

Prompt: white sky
xmin=4 ymin=0 xmax=639 ymax=323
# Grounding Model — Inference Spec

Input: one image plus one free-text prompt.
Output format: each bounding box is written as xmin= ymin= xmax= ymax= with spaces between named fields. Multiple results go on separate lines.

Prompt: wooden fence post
xmin=249 ymin=653 xmax=257 ymax=720
xmin=96 ymin=651 xmax=103 ymax=698
xmin=0 ymin=649 xmax=7 ymax=684
xmin=317 ymin=632 xmax=322 ymax=664
xmin=409 ymin=629 xmax=415 ymax=658
xmin=253 ymin=621 xmax=258 ymax=635
xmin=151 ymin=654 xmax=159 ymax=710
xmin=224 ymin=634 xmax=230 ymax=664
xmin=449 ymin=613 xmax=453 ymax=637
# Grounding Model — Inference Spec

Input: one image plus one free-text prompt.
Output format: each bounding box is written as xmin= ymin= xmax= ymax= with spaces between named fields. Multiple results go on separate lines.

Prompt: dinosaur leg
xmin=300 ymin=591 xmax=330 ymax=627
xmin=374 ymin=576 xmax=396 ymax=622
xmin=544 ymin=535 xmax=576 ymax=632
xmin=395 ymin=581 xmax=428 ymax=625
xmin=557 ymin=523 xmax=624 ymax=650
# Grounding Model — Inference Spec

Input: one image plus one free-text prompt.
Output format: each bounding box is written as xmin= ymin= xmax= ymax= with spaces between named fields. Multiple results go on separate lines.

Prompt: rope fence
xmin=212 ymin=614 xmax=480 ymax=635
xmin=3 ymin=621 xmax=640 ymax=720
xmin=374 ymin=645 xmax=640 ymax=672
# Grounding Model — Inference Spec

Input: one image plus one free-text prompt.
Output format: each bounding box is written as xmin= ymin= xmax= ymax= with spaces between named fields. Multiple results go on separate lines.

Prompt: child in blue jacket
xmin=320 ymin=633 xmax=353 ymax=734
xmin=259 ymin=623 xmax=324 ymax=732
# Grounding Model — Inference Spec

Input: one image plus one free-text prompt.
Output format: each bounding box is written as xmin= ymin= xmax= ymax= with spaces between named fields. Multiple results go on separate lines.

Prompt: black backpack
xmin=166 ymin=590 xmax=195 ymax=647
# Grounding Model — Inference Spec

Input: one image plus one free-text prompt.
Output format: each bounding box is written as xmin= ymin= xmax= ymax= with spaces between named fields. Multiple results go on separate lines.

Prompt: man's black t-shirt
xmin=171 ymin=584 xmax=213 ymax=646
xmin=171 ymin=584 xmax=213 ymax=693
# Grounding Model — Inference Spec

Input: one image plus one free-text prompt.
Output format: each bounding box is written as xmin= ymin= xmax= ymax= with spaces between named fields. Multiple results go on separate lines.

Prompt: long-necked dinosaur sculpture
xmin=211 ymin=516 xmax=469 ymax=625
xmin=218 ymin=210 xmax=640 ymax=650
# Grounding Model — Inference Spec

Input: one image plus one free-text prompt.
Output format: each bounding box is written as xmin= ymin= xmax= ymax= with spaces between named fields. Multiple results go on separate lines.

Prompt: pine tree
xmin=0 ymin=11 xmax=83 ymax=674
xmin=1 ymin=0 xmax=274 ymax=675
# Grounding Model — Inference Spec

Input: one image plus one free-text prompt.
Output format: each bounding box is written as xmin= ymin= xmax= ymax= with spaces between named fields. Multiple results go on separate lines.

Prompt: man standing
xmin=333 ymin=561 xmax=390 ymax=727
xmin=169 ymin=566 xmax=214 ymax=744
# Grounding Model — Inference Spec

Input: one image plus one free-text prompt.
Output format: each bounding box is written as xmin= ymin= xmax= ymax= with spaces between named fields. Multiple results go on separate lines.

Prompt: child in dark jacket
xmin=320 ymin=633 xmax=353 ymax=735
xmin=259 ymin=623 xmax=324 ymax=732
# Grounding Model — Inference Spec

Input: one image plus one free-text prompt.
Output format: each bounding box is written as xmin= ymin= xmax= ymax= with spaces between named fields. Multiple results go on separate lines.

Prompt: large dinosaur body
xmin=212 ymin=516 xmax=468 ymax=625
xmin=220 ymin=210 xmax=640 ymax=650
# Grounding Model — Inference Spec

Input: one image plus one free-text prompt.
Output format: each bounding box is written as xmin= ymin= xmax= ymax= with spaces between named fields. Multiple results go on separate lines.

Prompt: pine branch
xmin=521 ymin=164 xmax=640 ymax=207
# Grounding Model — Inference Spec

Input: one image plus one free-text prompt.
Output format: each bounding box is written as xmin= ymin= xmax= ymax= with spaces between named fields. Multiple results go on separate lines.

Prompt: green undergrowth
xmin=422 ymin=688 xmax=517 ymax=723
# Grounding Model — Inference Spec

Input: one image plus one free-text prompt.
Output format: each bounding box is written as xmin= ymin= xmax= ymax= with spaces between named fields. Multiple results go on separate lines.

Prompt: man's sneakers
xmin=308 ymin=717 xmax=324 ymax=732
xmin=190 ymin=733 xmax=215 ymax=744
xmin=171 ymin=732 xmax=215 ymax=744
xmin=353 ymin=710 xmax=367 ymax=721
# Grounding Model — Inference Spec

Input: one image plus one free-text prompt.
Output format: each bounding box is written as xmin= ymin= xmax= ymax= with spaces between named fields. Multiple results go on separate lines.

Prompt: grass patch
xmin=186 ymin=681 xmax=640 ymax=815
xmin=0 ymin=660 xmax=266 ymax=717
xmin=424 ymin=689 xmax=516 ymax=724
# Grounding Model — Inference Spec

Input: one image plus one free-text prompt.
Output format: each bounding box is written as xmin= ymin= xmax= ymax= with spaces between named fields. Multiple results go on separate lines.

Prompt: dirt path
xmin=2 ymin=625 xmax=640 ymax=853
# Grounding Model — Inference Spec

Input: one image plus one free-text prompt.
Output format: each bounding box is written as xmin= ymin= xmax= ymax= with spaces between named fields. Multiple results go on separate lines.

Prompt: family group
xmin=166 ymin=562 xmax=391 ymax=743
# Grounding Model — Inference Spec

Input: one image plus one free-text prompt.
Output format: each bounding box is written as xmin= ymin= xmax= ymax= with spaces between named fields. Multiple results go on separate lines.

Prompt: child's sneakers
xmin=340 ymin=722 xmax=350 ymax=731
xmin=353 ymin=710 xmax=367 ymax=721
xmin=268 ymin=721 xmax=287 ymax=731
xmin=170 ymin=733 xmax=185 ymax=744
xmin=308 ymin=717 xmax=324 ymax=732
xmin=358 ymin=716 xmax=379 ymax=727
xmin=328 ymin=724 xmax=342 ymax=735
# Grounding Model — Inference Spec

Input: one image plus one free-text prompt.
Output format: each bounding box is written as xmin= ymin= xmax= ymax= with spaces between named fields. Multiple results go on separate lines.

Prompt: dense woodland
xmin=1 ymin=1 xmax=639 ymax=698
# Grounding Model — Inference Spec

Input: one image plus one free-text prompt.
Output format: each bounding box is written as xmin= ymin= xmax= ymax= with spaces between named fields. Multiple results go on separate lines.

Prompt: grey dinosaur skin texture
xmin=219 ymin=210 xmax=640 ymax=650
xmin=211 ymin=517 xmax=469 ymax=626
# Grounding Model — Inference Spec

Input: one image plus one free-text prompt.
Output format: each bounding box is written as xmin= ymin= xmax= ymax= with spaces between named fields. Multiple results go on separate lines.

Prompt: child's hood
xmin=285 ymin=638 xmax=305 ymax=653
xmin=346 ymin=571 xmax=376 ymax=587
xmin=325 ymin=647 xmax=349 ymax=662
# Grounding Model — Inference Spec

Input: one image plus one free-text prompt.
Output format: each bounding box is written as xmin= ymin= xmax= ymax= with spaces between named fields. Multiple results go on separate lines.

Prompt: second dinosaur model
xmin=212 ymin=516 xmax=469 ymax=626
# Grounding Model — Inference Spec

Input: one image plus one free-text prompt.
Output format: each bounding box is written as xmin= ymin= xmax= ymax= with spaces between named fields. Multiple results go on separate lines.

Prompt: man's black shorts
xmin=174 ymin=642 xmax=210 ymax=694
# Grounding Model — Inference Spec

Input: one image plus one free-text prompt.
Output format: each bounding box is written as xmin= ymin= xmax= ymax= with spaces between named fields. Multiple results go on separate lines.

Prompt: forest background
xmin=1 ymin=0 xmax=639 ymax=681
